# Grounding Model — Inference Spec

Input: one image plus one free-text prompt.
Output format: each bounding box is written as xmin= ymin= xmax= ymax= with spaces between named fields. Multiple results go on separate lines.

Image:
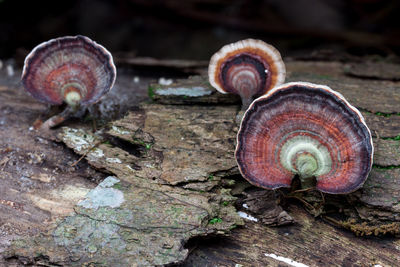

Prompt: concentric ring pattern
xmin=236 ymin=82 xmax=373 ymax=194
xmin=208 ymin=39 xmax=285 ymax=103
xmin=22 ymin=35 xmax=116 ymax=105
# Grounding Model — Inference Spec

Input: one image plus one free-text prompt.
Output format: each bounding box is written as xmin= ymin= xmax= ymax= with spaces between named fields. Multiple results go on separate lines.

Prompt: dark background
xmin=1 ymin=0 xmax=399 ymax=63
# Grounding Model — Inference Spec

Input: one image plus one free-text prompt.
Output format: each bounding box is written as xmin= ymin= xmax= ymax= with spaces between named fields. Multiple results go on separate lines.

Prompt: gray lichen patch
xmin=52 ymin=213 xmax=191 ymax=266
xmin=111 ymin=125 xmax=131 ymax=135
xmin=8 ymin=176 xmax=241 ymax=266
xmin=156 ymin=86 xmax=212 ymax=97
xmin=87 ymin=147 xmax=104 ymax=159
xmin=106 ymin=157 xmax=123 ymax=164
xmin=99 ymin=176 xmax=120 ymax=187
xmin=60 ymin=127 xmax=96 ymax=152
xmin=78 ymin=176 xmax=124 ymax=209
xmin=151 ymin=75 xmax=241 ymax=105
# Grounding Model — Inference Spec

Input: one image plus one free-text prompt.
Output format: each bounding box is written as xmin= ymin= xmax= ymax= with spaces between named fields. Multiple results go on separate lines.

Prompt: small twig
xmin=285 ymin=187 xmax=326 ymax=217
xmin=322 ymin=215 xmax=343 ymax=227
xmin=70 ymin=140 xmax=102 ymax=167
xmin=290 ymin=187 xmax=316 ymax=194
xmin=285 ymin=195 xmax=316 ymax=212
xmin=40 ymin=106 xmax=75 ymax=130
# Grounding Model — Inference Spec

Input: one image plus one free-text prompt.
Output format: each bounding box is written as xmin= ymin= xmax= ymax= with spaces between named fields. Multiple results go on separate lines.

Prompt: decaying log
xmin=147 ymin=65 xmax=400 ymax=230
xmin=1 ymin=59 xmax=400 ymax=266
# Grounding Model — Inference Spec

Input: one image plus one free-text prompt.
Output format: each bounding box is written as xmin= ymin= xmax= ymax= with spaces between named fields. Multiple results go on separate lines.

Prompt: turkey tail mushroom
xmin=22 ymin=35 xmax=116 ymax=129
xmin=208 ymin=39 xmax=286 ymax=110
xmin=235 ymin=82 xmax=373 ymax=194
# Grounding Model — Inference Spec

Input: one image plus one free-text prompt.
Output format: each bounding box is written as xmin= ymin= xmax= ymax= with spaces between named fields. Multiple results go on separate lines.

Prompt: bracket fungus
xmin=236 ymin=82 xmax=373 ymax=194
xmin=22 ymin=35 xmax=116 ymax=129
xmin=208 ymin=39 xmax=286 ymax=110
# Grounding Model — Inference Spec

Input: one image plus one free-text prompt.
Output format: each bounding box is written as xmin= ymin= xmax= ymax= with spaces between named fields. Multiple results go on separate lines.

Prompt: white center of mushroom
xmin=294 ymin=153 xmax=318 ymax=178
xmin=279 ymin=135 xmax=332 ymax=179
xmin=65 ymin=91 xmax=82 ymax=107
xmin=61 ymin=82 xmax=87 ymax=107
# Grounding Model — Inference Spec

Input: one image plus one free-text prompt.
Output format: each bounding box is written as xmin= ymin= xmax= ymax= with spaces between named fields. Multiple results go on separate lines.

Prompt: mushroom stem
xmin=295 ymin=154 xmax=318 ymax=189
xmin=62 ymin=82 xmax=86 ymax=107
xmin=238 ymin=88 xmax=255 ymax=111
xmin=65 ymin=91 xmax=82 ymax=107
xmin=236 ymin=85 xmax=254 ymax=123
xmin=240 ymin=96 xmax=254 ymax=111
xmin=39 ymin=106 xmax=74 ymax=130
xmin=295 ymin=154 xmax=318 ymax=178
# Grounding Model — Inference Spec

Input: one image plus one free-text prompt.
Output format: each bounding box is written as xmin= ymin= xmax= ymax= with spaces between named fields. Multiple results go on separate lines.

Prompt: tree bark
xmin=1 ymin=59 xmax=400 ymax=266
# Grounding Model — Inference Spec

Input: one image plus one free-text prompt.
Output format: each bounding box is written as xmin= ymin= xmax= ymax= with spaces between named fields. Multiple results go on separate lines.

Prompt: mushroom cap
xmin=22 ymin=35 xmax=116 ymax=105
xmin=208 ymin=39 xmax=286 ymax=97
xmin=235 ymin=82 xmax=373 ymax=194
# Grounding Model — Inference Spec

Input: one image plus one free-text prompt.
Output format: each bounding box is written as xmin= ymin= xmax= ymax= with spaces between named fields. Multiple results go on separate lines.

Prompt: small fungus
xmin=236 ymin=82 xmax=373 ymax=194
xmin=208 ymin=39 xmax=286 ymax=110
xmin=22 ymin=35 xmax=116 ymax=129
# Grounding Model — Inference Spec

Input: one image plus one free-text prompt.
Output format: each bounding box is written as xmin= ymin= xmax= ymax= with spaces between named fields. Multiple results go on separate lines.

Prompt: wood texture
xmin=1 ymin=59 xmax=400 ymax=266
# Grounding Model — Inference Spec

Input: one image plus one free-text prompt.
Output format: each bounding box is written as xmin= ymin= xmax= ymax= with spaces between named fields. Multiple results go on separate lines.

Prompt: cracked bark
xmin=2 ymin=60 xmax=400 ymax=266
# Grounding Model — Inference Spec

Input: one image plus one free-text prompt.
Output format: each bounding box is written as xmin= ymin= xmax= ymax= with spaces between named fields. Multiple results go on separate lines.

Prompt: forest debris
xmin=239 ymin=189 xmax=294 ymax=226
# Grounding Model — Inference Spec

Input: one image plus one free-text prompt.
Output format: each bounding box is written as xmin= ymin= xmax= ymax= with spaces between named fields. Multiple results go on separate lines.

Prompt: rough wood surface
xmin=362 ymin=112 xmax=400 ymax=139
xmin=287 ymin=61 xmax=400 ymax=113
xmin=148 ymin=62 xmax=400 ymax=230
xmin=4 ymin=106 xmax=243 ymax=266
xmin=181 ymin=205 xmax=400 ymax=267
xmin=1 ymin=59 xmax=400 ymax=266
xmin=344 ymin=61 xmax=400 ymax=81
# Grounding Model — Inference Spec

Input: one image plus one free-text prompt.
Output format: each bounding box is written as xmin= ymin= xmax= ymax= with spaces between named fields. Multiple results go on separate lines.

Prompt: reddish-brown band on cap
xmin=22 ymin=35 xmax=116 ymax=105
xmin=208 ymin=39 xmax=285 ymax=97
xmin=235 ymin=82 xmax=373 ymax=194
